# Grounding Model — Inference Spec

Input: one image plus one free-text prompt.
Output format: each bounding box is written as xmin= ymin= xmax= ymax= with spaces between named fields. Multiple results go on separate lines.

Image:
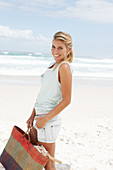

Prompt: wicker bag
xmin=0 ymin=126 xmax=57 ymax=170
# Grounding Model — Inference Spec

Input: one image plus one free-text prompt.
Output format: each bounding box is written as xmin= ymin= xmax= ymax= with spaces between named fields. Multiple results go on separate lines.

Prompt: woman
xmin=26 ymin=31 xmax=73 ymax=170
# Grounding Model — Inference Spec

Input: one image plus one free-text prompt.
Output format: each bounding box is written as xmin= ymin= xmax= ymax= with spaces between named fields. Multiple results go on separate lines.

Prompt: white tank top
xmin=34 ymin=61 xmax=72 ymax=115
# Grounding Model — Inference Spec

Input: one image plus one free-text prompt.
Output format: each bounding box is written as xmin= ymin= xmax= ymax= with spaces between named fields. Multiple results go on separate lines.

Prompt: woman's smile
xmin=54 ymin=55 xmax=60 ymax=58
xmin=51 ymin=39 xmax=68 ymax=63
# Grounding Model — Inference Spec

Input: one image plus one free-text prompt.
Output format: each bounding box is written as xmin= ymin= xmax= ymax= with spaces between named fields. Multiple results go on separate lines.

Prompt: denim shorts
xmin=33 ymin=114 xmax=62 ymax=143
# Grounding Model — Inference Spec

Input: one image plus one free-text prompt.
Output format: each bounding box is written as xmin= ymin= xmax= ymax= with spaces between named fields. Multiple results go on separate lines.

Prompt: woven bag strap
xmin=23 ymin=127 xmax=32 ymax=144
xmin=26 ymin=127 xmax=31 ymax=143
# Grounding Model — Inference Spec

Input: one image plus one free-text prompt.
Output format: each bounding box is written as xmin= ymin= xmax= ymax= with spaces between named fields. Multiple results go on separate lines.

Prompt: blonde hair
xmin=53 ymin=31 xmax=73 ymax=63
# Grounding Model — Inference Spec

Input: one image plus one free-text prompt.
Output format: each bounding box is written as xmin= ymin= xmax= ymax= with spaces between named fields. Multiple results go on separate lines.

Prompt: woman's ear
xmin=67 ymin=48 xmax=72 ymax=55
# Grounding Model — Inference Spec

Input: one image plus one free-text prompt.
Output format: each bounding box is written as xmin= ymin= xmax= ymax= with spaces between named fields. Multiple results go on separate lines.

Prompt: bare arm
xmin=26 ymin=108 xmax=35 ymax=127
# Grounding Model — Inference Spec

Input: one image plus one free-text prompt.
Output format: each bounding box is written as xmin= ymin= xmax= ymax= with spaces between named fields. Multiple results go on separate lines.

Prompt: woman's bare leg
xmin=38 ymin=141 xmax=56 ymax=170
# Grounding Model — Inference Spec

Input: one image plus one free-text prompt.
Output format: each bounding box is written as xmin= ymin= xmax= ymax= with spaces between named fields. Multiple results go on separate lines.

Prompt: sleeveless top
xmin=34 ymin=61 xmax=72 ymax=115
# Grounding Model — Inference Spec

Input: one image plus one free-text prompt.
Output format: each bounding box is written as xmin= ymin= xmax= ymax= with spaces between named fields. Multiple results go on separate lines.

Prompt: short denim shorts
xmin=33 ymin=114 xmax=62 ymax=143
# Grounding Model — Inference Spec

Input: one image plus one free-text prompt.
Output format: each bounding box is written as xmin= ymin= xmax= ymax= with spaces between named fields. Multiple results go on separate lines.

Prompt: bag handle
xmin=23 ymin=126 xmax=32 ymax=144
xmin=26 ymin=126 xmax=31 ymax=143
xmin=24 ymin=127 xmax=62 ymax=164
xmin=46 ymin=153 xmax=62 ymax=164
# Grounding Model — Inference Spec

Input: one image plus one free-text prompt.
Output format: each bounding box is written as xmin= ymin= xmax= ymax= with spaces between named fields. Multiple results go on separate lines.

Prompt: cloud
xmin=0 ymin=25 xmax=34 ymax=40
xmin=37 ymin=33 xmax=50 ymax=41
xmin=0 ymin=25 xmax=51 ymax=52
xmin=13 ymin=0 xmax=68 ymax=8
xmin=0 ymin=25 xmax=51 ymax=42
xmin=56 ymin=0 xmax=113 ymax=23
xmin=21 ymin=0 xmax=113 ymax=23
xmin=0 ymin=0 xmax=14 ymax=10
xmin=15 ymin=0 xmax=68 ymax=15
xmin=1 ymin=0 xmax=113 ymax=23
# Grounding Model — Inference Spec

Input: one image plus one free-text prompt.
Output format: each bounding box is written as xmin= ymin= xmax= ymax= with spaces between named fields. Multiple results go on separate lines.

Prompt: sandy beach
xmin=0 ymin=75 xmax=113 ymax=170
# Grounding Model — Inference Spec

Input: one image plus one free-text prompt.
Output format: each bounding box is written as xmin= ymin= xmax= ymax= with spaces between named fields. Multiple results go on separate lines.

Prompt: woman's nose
xmin=54 ymin=48 xmax=59 ymax=54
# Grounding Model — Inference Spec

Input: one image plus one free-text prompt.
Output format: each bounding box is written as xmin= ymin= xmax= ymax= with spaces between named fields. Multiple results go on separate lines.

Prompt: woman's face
xmin=51 ymin=39 xmax=69 ymax=63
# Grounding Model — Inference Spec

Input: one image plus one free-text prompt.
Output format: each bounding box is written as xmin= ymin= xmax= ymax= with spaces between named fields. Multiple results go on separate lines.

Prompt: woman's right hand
xmin=26 ymin=116 xmax=34 ymax=128
xmin=26 ymin=108 xmax=35 ymax=128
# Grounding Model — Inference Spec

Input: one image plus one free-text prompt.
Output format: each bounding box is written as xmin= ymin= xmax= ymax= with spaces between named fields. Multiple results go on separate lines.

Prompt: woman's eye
xmin=52 ymin=46 xmax=63 ymax=50
xmin=59 ymin=47 xmax=63 ymax=49
xmin=52 ymin=45 xmax=55 ymax=49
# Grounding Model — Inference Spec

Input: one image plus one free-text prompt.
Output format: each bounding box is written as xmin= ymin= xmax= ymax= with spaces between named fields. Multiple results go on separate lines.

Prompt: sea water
xmin=0 ymin=51 xmax=113 ymax=80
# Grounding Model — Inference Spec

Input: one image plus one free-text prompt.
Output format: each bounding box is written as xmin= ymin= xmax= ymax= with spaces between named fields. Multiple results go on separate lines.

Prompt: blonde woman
xmin=27 ymin=31 xmax=73 ymax=170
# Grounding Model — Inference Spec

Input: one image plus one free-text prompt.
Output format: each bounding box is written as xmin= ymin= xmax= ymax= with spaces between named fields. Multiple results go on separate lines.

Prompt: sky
xmin=0 ymin=0 xmax=113 ymax=58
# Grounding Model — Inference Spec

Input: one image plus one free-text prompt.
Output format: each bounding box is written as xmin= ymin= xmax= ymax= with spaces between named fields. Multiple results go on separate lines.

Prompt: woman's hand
xmin=35 ymin=116 xmax=49 ymax=129
xmin=26 ymin=108 xmax=35 ymax=128
xmin=26 ymin=116 xmax=34 ymax=128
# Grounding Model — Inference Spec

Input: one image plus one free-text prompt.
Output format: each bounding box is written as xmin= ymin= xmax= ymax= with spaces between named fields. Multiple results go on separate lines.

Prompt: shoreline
xmin=0 ymin=75 xmax=113 ymax=88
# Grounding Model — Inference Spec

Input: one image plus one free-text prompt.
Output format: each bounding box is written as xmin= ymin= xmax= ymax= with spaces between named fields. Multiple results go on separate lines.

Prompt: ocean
xmin=0 ymin=51 xmax=113 ymax=80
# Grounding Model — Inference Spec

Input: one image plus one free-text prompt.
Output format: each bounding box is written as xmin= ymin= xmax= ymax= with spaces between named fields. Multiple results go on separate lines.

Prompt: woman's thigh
xmin=38 ymin=141 xmax=55 ymax=156
xmin=38 ymin=141 xmax=56 ymax=169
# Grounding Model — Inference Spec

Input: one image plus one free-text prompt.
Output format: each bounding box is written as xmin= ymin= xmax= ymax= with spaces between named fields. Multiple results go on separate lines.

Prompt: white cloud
xmin=77 ymin=0 xmax=113 ymax=23
xmin=1 ymin=0 xmax=113 ymax=23
xmin=0 ymin=25 xmax=34 ymax=40
xmin=0 ymin=25 xmax=51 ymax=42
xmin=0 ymin=0 xmax=14 ymax=9
xmin=13 ymin=0 xmax=67 ymax=8
xmin=15 ymin=0 xmax=68 ymax=15
xmin=51 ymin=0 xmax=113 ymax=23
xmin=0 ymin=25 xmax=51 ymax=52
xmin=37 ymin=33 xmax=50 ymax=41
xmin=21 ymin=0 xmax=113 ymax=23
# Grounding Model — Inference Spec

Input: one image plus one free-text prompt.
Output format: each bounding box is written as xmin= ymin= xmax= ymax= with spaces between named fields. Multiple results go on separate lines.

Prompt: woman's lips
xmin=54 ymin=55 xmax=60 ymax=58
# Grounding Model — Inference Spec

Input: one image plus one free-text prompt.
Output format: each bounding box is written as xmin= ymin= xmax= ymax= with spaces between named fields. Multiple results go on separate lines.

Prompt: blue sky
xmin=0 ymin=0 xmax=113 ymax=58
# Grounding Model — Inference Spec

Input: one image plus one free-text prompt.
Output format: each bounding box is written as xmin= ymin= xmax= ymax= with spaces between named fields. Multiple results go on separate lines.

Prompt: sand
xmin=0 ymin=75 xmax=113 ymax=170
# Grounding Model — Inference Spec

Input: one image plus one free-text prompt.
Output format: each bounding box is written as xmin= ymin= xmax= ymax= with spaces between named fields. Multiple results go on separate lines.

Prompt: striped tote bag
xmin=0 ymin=126 xmax=49 ymax=170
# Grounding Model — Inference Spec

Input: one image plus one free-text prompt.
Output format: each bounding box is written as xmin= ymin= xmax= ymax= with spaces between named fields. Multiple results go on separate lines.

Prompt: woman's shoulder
xmin=59 ymin=61 xmax=73 ymax=73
